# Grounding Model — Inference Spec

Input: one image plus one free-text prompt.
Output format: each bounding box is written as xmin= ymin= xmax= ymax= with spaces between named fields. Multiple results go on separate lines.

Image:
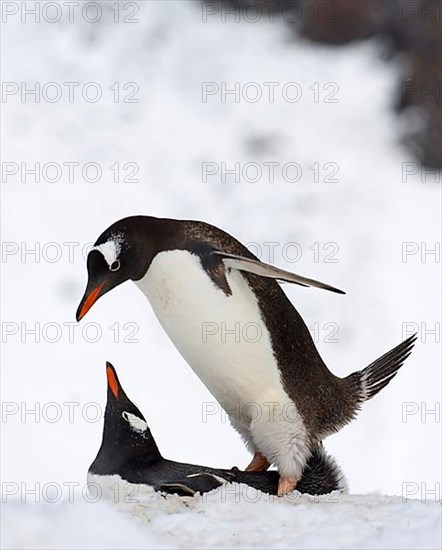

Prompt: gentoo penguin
xmin=88 ymin=362 xmax=347 ymax=498
xmin=77 ymin=216 xmax=417 ymax=495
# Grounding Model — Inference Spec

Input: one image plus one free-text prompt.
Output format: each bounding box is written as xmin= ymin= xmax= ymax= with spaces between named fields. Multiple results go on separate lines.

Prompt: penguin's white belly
xmin=135 ymin=250 xmax=291 ymax=427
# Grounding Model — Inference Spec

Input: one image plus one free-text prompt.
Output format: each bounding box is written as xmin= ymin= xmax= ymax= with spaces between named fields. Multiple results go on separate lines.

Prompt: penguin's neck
xmin=89 ymin=413 xmax=162 ymax=475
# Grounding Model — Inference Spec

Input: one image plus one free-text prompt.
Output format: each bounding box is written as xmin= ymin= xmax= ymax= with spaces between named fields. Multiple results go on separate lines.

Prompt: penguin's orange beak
xmin=76 ymin=281 xmax=106 ymax=321
xmin=106 ymin=363 xmax=119 ymax=399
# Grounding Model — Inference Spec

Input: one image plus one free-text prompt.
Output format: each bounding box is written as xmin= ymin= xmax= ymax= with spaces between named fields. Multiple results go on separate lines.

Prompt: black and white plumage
xmin=88 ymin=362 xmax=347 ymax=498
xmin=78 ymin=216 xmax=417 ymax=494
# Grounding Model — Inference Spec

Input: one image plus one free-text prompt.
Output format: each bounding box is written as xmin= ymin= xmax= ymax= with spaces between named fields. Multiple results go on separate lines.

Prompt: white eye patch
xmin=94 ymin=234 xmax=124 ymax=268
xmin=122 ymin=411 xmax=148 ymax=434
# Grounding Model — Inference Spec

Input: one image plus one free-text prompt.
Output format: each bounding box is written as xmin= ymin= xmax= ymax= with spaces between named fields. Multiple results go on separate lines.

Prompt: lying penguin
xmin=88 ymin=362 xmax=347 ymax=498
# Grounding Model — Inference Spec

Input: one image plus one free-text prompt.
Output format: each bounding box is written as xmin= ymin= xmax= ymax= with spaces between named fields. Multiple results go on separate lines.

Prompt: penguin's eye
xmin=110 ymin=260 xmax=120 ymax=272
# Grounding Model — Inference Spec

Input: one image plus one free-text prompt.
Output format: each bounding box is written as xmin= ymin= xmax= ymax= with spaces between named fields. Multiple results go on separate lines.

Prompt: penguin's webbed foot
xmin=245 ymin=452 xmax=270 ymax=472
xmin=277 ymin=477 xmax=298 ymax=496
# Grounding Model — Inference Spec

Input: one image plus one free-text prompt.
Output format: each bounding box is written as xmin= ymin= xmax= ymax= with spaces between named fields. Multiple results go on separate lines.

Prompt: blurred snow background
xmin=1 ymin=0 xmax=441 ymax=547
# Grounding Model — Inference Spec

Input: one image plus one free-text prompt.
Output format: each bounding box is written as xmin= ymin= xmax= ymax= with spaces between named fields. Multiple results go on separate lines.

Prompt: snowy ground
xmin=3 ymin=490 xmax=442 ymax=550
xmin=1 ymin=1 xmax=441 ymax=548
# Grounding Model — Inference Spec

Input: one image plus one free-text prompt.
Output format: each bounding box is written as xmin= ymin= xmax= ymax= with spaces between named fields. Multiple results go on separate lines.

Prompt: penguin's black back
xmin=177 ymin=219 xmax=355 ymax=437
xmin=104 ymin=444 xmax=345 ymax=497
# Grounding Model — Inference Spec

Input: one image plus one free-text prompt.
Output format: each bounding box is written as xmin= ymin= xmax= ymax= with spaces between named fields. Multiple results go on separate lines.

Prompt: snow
xmin=2 ymin=490 xmax=441 ymax=550
xmin=1 ymin=0 xmax=441 ymax=548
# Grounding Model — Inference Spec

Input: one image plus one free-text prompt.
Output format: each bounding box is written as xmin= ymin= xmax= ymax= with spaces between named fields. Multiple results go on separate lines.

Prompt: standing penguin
xmin=77 ymin=216 xmax=416 ymax=495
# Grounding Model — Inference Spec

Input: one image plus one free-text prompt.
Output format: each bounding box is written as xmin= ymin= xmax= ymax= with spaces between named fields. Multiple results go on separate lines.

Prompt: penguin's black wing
xmin=213 ymin=251 xmax=345 ymax=295
xmin=157 ymin=473 xmax=227 ymax=497
xmin=186 ymin=242 xmax=233 ymax=295
xmin=156 ymin=446 xmax=347 ymax=497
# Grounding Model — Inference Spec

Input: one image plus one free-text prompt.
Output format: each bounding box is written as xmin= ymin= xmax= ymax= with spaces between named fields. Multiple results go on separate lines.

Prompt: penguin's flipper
xmin=157 ymin=482 xmax=196 ymax=497
xmin=158 ymin=473 xmax=226 ymax=497
xmin=214 ymin=252 xmax=345 ymax=295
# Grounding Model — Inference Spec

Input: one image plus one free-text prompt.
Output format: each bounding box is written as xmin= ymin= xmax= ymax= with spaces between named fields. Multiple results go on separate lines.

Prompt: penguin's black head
xmin=104 ymin=361 xmax=146 ymax=428
xmin=89 ymin=362 xmax=161 ymax=476
xmin=76 ymin=216 xmax=161 ymax=321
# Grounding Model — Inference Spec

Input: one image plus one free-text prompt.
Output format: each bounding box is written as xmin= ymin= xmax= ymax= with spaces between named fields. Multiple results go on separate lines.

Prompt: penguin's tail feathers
xmin=297 ymin=443 xmax=348 ymax=495
xmin=346 ymin=333 xmax=417 ymax=403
